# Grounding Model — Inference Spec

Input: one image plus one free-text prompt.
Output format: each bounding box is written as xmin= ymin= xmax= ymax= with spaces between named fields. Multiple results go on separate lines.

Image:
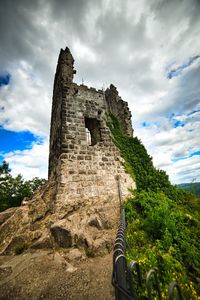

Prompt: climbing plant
xmin=107 ymin=114 xmax=200 ymax=299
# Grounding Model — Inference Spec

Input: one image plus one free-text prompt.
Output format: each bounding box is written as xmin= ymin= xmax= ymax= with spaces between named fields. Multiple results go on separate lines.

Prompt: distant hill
xmin=178 ymin=182 xmax=200 ymax=196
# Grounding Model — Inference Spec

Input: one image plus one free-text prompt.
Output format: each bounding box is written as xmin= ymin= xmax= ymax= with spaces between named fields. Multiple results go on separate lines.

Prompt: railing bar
xmin=169 ymin=282 xmax=184 ymax=300
xmin=112 ymin=207 xmax=184 ymax=300
xmin=146 ymin=269 xmax=162 ymax=300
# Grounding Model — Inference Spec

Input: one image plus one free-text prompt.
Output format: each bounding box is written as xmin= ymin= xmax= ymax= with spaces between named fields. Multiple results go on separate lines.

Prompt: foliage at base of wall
xmin=107 ymin=114 xmax=200 ymax=299
xmin=0 ymin=160 xmax=46 ymax=212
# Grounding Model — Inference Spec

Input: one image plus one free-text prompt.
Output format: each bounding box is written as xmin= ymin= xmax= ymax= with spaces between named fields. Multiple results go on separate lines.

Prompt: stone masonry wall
xmin=105 ymin=84 xmax=133 ymax=136
xmin=48 ymin=47 xmax=135 ymax=216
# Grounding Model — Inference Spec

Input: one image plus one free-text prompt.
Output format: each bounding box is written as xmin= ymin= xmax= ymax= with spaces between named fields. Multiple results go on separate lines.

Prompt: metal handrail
xmin=112 ymin=207 xmax=184 ymax=300
xmin=146 ymin=269 xmax=162 ymax=300
xmin=169 ymin=282 xmax=184 ymax=300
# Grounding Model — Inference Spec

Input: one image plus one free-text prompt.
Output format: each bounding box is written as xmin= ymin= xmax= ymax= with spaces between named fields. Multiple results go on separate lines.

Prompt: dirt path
xmin=0 ymin=250 xmax=115 ymax=300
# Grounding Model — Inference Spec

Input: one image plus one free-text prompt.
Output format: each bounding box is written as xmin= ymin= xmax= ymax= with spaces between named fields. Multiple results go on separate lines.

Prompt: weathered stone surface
xmin=0 ymin=207 xmax=17 ymax=226
xmin=0 ymin=266 xmax=12 ymax=280
xmin=48 ymin=47 xmax=135 ymax=218
xmin=87 ymin=215 xmax=103 ymax=229
xmin=31 ymin=232 xmax=54 ymax=249
xmin=0 ymin=181 xmax=56 ymax=255
xmin=2 ymin=235 xmax=27 ymax=255
xmin=85 ymin=235 xmax=114 ymax=258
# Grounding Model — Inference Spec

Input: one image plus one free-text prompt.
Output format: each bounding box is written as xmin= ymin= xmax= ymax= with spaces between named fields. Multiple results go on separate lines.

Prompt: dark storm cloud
xmin=0 ymin=0 xmax=197 ymax=89
xmin=0 ymin=0 xmax=200 ymax=182
xmin=0 ymin=0 xmax=40 ymax=69
xmin=0 ymin=0 xmax=92 ymax=80
xmin=48 ymin=0 xmax=91 ymax=31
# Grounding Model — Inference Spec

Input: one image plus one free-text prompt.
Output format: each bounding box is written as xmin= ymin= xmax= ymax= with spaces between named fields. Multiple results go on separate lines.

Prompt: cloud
xmin=4 ymin=139 xmax=49 ymax=180
xmin=134 ymin=105 xmax=200 ymax=184
xmin=0 ymin=0 xmax=199 ymax=183
xmin=0 ymin=61 xmax=51 ymax=136
xmin=167 ymin=55 xmax=200 ymax=79
xmin=166 ymin=155 xmax=200 ymax=184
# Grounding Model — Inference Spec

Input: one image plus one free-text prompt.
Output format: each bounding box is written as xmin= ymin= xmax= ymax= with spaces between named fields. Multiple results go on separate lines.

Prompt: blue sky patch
xmin=141 ymin=121 xmax=150 ymax=127
xmin=187 ymin=109 xmax=200 ymax=116
xmin=189 ymin=150 xmax=200 ymax=158
xmin=173 ymin=120 xmax=185 ymax=128
xmin=167 ymin=55 xmax=200 ymax=79
xmin=0 ymin=128 xmax=41 ymax=162
xmin=172 ymin=150 xmax=200 ymax=163
xmin=140 ymin=121 xmax=161 ymax=128
xmin=0 ymin=72 xmax=11 ymax=87
xmin=167 ymin=112 xmax=175 ymax=120
xmin=172 ymin=157 xmax=186 ymax=163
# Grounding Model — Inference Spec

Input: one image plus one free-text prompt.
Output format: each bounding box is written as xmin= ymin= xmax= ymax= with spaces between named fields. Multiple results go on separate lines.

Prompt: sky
xmin=0 ymin=0 xmax=200 ymax=184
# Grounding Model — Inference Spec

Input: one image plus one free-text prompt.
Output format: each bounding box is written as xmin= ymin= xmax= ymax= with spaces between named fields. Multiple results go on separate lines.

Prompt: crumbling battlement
xmin=105 ymin=84 xmax=133 ymax=136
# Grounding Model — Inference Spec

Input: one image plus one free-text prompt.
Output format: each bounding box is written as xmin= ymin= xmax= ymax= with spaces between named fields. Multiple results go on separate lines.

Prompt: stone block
xmin=50 ymin=221 xmax=73 ymax=248
xmin=85 ymin=156 xmax=92 ymax=160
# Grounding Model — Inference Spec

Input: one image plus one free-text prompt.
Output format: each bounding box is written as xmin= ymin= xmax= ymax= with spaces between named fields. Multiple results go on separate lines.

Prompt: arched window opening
xmin=85 ymin=117 xmax=101 ymax=146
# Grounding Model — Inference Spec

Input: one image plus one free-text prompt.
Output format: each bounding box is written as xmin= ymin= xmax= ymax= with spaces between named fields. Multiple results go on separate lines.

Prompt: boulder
xmin=50 ymin=220 xmax=73 ymax=248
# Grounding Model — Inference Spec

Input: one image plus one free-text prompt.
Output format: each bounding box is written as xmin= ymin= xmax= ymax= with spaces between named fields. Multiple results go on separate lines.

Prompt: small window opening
xmin=86 ymin=128 xmax=91 ymax=145
xmin=85 ymin=117 xmax=101 ymax=146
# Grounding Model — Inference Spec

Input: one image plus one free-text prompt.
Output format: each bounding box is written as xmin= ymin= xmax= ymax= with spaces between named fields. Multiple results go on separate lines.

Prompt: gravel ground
xmin=0 ymin=250 xmax=115 ymax=300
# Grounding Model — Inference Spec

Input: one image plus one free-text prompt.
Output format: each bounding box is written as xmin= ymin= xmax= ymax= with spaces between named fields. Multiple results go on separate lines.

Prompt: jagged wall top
xmin=53 ymin=47 xmax=133 ymax=137
xmin=49 ymin=47 xmax=133 ymax=179
xmin=54 ymin=47 xmax=76 ymax=88
xmin=105 ymin=84 xmax=133 ymax=136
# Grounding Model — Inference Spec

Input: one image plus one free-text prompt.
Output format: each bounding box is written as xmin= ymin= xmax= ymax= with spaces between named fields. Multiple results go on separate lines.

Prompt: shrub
xmin=107 ymin=114 xmax=200 ymax=298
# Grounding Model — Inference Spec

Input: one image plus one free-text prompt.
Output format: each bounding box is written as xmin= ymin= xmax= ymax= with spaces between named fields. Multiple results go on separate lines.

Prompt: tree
xmin=0 ymin=161 xmax=46 ymax=212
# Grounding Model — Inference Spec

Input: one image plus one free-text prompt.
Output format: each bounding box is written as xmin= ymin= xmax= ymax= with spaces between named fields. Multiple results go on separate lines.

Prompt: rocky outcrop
xmin=0 ymin=207 xmax=17 ymax=226
xmin=0 ymin=181 xmax=118 ymax=257
xmin=0 ymin=180 xmax=56 ymax=255
xmin=0 ymin=181 xmax=118 ymax=298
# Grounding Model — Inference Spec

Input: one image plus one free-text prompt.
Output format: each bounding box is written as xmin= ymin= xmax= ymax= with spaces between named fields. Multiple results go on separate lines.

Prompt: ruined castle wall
xmin=48 ymin=73 xmax=63 ymax=177
xmin=105 ymin=84 xmax=133 ymax=136
xmin=49 ymin=47 xmax=76 ymax=178
xmin=48 ymin=47 xmax=135 ymax=215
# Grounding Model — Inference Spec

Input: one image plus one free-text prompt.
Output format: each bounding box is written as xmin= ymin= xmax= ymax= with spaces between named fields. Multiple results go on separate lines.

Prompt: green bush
xmin=0 ymin=161 xmax=46 ymax=212
xmin=107 ymin=114 xmax=200 ymax=299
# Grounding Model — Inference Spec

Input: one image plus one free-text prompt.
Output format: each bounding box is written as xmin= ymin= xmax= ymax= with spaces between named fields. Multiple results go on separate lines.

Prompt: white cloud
xmin=165 ymin=155 xmax=200 ymax=184
xmin=0 ymin=0 xmax=199 ymax=183
xmin=4 ymin=140 xmax=49 ymax=180
xmin=0 ymin=61 xmax=51 ymax=136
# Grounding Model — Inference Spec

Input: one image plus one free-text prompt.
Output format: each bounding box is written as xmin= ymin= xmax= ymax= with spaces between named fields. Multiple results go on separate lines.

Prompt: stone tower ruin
xmin=0 ymin=47 xmax=136 ymax=299
xmin=48 ymin=47 xmax=135 ymax=217
xmin=0 ymin=47 xmax=135 ymax=257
